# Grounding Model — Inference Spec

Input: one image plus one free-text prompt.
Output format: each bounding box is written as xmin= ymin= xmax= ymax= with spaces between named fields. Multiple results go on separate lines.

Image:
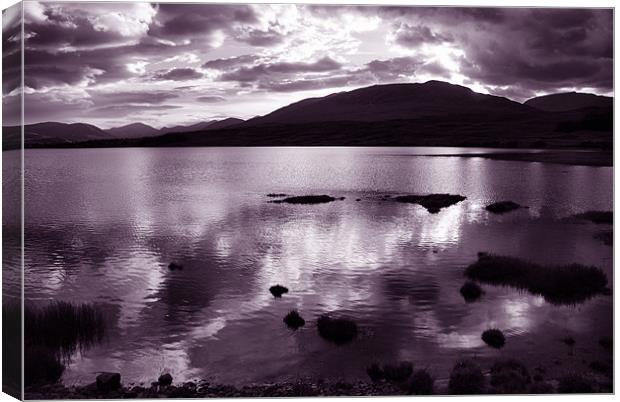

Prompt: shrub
xmin=409 ymin=369 xmax=434 ymax=395
xmin=317 ymin=315 xmax=357 ymax=345
xmin=283 ymin=310 xmax=305 ymax=330
xmin=490 ymin=359 xmax=530 ymax=393
xmin=460 ymin=281 xmax=483 ymax=302
xmin=269 ymin=285 xmax=289 ymax=298
xmin=449 ymin=360 xmax=485 ymax=395
xmin=465 ymin=253 xmax=607 ymax=304
xmin=482 ymin=329 xmax=506 ymax=348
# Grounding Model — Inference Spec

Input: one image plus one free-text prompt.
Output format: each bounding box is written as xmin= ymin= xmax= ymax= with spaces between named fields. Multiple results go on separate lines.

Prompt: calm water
xmin=5 ymin=147 xmax=613 ymax=386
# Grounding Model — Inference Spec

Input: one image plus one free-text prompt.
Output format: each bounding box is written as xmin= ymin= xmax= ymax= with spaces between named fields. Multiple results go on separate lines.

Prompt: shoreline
xmin=420 ymin=150 xmax=612 ymax=167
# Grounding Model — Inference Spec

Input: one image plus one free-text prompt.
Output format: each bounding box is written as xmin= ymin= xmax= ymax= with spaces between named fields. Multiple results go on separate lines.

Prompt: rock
xmin=393 ymin=194 xmax=466 ymax=213
xmin=482 ymin=329 xmax=506 ymax=348
xmin=158 ymin=373 xmax=173 ymax=386
xmin=269 ymin=284 xmax=289 ymax=298
xmin=283 ymin=310 xmax=305 ymax=330
xmin=485 ymin=201 xmax=521 ymax=214
xmin=168 ymin=262 xmax=183 ymax=271
xmin=460 ymin=281 xmax=483 ymax=302
xmin=96 ymin=372 xmax=121 ymax=392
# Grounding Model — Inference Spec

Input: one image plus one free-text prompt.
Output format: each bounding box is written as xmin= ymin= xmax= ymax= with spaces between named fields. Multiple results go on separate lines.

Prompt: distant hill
xmin=3 ymin=122 xmax=114 ymax=149
xmin=106 ymin=123 xmax=160 ymax=139
xmin=244 ymin=80 xmax=534 ymax=126
xmin=524 ymin=92 xmax=612 ymax=112
xmin=159 ymin=118 xmax=244 ymax=134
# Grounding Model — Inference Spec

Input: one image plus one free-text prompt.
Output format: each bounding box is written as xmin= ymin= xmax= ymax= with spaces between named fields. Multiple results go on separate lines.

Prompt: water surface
xmin=10 ymin=147 xmax=613 ymax=385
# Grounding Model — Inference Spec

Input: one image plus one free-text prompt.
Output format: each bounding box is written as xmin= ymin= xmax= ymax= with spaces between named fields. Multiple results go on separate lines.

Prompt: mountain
xmin=3 ymin=122 xmax=114 ymax=149
xmin=203 ymin=117 xmax=244 ymax=130
xmin=524 ymin=92 xmax=612 ymax=112
xmin=161 ymin=118 xmax=244 ymax=134
xmin=106 ymin=123 xmax=160 ymax=139
xmin=245 ymin=80 xmax=534 ymax=126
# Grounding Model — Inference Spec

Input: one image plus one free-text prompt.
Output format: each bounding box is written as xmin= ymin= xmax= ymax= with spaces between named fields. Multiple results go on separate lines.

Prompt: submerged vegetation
xmin=272 ymin=195 xmax=337 ymax=204
xmin=317 ymin=315 xmax=358 ymax=345
xmin=481 ymin=329 xmax=506 ymax=348
xmin=572 ymin=211 xmax=612 ymax=224
xmin=393 ymin=194 xmax=466 ymax=213
xmin=485 ymin=201 xmax=521 ymax=214
xmin=465 ymin=253 xmax=608 ymax=304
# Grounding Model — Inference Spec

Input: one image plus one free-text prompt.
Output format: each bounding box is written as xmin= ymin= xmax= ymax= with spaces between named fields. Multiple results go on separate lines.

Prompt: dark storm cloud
xmin=196 ymin=96 xmax=226 ymax=103
xmin=234 ymin=28 xmax=285 ymax=47
xmin=154 ymin=68 xmax=203 ymax=81
xmin=89 ymin=91 xmax=179 ymax=105
xmin=202 ymin=55 xmax=260 ymax=70
xmin=2 ymin=6 xmax=22 ymax=95
xmin=393 ymin=24 xmax=453 ymax=47
xmin=220 ymin=57 xmax=342 ymax=82
xmin=148 ymin=3 xmax=257 ymax=41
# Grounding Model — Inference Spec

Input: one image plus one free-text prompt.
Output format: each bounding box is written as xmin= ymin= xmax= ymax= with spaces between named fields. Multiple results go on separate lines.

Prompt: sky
xmin=2 ymin=2 xmax=614 ymax=128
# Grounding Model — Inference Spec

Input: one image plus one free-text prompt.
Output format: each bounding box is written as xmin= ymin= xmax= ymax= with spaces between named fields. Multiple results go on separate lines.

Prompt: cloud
xmin=234 ymin=28 xmax=284 ymax=47
xmin=88 ymin=90 xmax=179 ymax=105
xmin=220 ymin=56 xmax=342 ymax=82
xmin=153 ymin=68 xmax=203 ymax=81
xmin=392 ymin=23 xmax=453 ymax=47
xmin=202 ymin=55 xmax=260 ymax=70
xmin=196 ymin=96 xmax=226 ymax=103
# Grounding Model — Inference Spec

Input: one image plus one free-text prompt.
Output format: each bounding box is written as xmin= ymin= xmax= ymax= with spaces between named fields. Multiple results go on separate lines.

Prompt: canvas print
xmin=1 ymin=2 xmax=614 ymax=399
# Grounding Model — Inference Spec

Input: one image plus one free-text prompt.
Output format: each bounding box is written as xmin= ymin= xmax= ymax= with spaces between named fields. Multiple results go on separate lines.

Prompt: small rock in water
xmin=96 ymin=372 xmax=121 ymax=392
xmin=168 ymin=262 xmax=183 ymax=271
xmin=269 ymin=284 xmax=289 ymax=298
xmin=485 ymin=201 xmax=521 ymax=214
xmin=283 ymin=310 xmax=305 ymax=330
xmin=482 ymin=329 xmax=506 ymax=348
xmin=158 ymin=373 xmax=173 ymax=386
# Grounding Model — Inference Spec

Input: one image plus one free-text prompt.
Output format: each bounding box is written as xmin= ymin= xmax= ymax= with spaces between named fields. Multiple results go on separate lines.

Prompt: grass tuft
xmin=465 ymin=253 xmax=607 ymax=304
xmin=482 ymin=329 xmax=506 ymax=348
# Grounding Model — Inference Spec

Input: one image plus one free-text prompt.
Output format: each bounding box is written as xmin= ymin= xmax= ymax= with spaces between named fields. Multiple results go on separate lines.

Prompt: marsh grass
xmin=269 ymin=285 xmax=289 ymax=298
xmin=17 ymin=301 xmax=106 ymax=386
xmin=317 ymin=315 xmax=357 ymax=345
xmin=408 ymin=369 xmax=434 ymax=395
xmin=465 ymin=253 xmax=607 ymax=304
xmin=490 ymin=359 xmax=530 ymax=393
xmin=448 ymin=360 xmax=484 ymax=395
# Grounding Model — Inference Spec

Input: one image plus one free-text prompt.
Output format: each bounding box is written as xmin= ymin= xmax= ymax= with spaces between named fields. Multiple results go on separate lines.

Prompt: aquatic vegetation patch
xmin=317 ymin=315 xmax=358 ymax=345
xmin=19 ymin=301 xmax=106 ymax=386
xmin=481 ymin=329 xmax=506 ymax=348
xmin=269 ymin=285 xmax=289 ymax=298
xmin=459 ymin=281 xmax=484 ymax=302
xmin=572 ymin=210 xmax=612 ymax=224
xmin=465 ymin=253 xmax=608 ymax=304
xmin=448 ymin=360 xmax=485 ymax=395
xmin=490 ymin=359 xmax=530 ymax=393
xmin=485 ymin=201 xmax=521 ymax=214
xmin=272 ymin=195 xmax=337 ymax=204
xmin=266 ymin=193 xmax=287 ymax=197
xmin=168 ymin=262 xmax=183 ymax=271
xmin=408 ymin=369 xmax=434 ymax=395
xmin=557 ymin=373 xmax=595 ymax=393
xmin=393 ymin=194 xmax=466 ymax=213
xmin=283 ymin=310 xmax=305 ymax=330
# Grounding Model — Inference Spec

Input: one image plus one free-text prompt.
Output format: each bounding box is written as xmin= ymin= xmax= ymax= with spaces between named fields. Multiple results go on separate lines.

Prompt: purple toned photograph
xmin=1 ymin=1 xmax=613 ymax=399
